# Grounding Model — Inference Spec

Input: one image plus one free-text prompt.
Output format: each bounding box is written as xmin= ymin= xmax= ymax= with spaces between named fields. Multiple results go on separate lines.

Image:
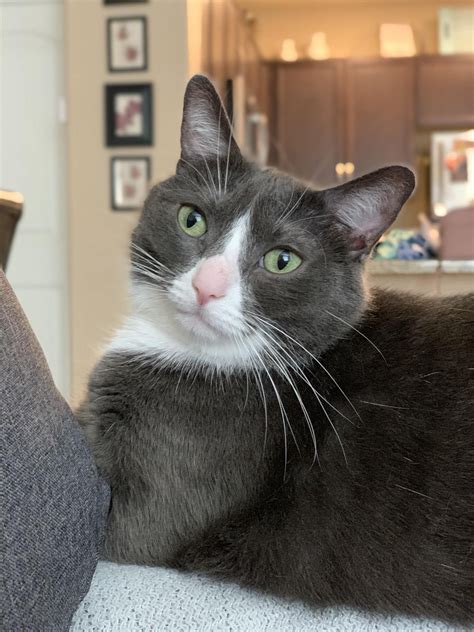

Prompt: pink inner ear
xmin=348 ymin=215 xmax=393 ymax=258
xmin=192 ymin=256 xmax=230 ymax=305
xmin=345 ymin=223 xmax=388 ymax=261
xmin=351 ymin=235 xmax=368 ymax=252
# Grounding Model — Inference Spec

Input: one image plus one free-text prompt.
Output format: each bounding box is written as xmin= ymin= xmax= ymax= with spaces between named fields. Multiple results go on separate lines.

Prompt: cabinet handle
xmin=335 ymin=162 xmax=345 ymax=176
xmin=345 ymin=162 xmax=355 ymax=175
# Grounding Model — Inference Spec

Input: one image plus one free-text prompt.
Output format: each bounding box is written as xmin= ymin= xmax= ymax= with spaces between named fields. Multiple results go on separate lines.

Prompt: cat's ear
xmin=324 ymin=166 xmax=415 ymax=261
xmin=179 ymin=74 xmax=241 ymax=162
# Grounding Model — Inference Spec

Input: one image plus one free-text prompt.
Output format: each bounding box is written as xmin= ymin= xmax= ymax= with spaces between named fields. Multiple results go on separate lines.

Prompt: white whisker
xmin=199 ymin=151 xmax=218 ymax=200
xmin=131 ymin=243 xmax=173 ymax=274
xmin=324 ymin=309 xmax=387 ymax=363
xmin=179 ymin=158 xmax=215 ymax=199
xmin=132 ymin=257 xmax=169 ymax=280
xmin=216 ymin=106 xmax=222 ymax=197
xmin=250 ymin=312 xmax=361 ymax=422
xmin=224 ymin=127 xmax=232 ymax=194
xmin=131 ymin=265 xmax=168 ymax=287
xmin=235 ymin=331 xmax=269 ymax=459
xmin=359 ymin=400 xmax=409 ymax=410
xmin=276 ymin=183 xmax=310 ymax=226
xmin=249 ymin=318 xmax=353 ymax=425
xmin=251 ymin=344 xmax=295 ymax=481
xmin=260 ymin=338 xmax=320 ymax=469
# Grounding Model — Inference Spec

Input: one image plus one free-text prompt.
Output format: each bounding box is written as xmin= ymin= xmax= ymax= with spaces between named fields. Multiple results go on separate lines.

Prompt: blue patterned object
xmin=374 ymin=230 xmax=436 ymax=261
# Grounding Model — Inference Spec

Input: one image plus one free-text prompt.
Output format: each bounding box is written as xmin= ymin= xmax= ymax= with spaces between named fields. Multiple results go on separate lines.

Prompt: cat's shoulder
xmin=363 ymin=288 xmax=474 ymax=362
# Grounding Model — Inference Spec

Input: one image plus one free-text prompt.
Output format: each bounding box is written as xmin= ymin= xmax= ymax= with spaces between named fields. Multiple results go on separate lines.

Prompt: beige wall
xmin=66 ymin=0 xmax=190 ymax=403
xmin=237 ymin=0 xmax=470 ymax=59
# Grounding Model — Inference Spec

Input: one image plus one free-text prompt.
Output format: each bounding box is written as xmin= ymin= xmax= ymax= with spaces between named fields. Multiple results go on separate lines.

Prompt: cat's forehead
xmin=222 ymin=167 xmax=316 ymax=222
xmin=240 ymin=167 xmax=305 ymax=202
xmin=161 ymin=161 xmax=322 ymax=236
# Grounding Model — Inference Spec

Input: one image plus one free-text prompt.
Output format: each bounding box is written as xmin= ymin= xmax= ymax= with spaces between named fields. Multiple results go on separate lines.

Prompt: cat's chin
xmin=174 ymin=308 xmax=230 ymax=343
xmin=123 ymin=281 xmax=264 ymax=372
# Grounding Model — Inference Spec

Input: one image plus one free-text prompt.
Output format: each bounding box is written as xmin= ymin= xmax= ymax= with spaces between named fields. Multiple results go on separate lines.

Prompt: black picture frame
xmin=105 ymin=83 xmax=153 ymax=147
xmin=107 ymin=16 xmax=148 ymax=72
xmin=110 ymin=156 xmax=151 ymax=211
xmin=104 ymin=1 xmax=148 ymax=5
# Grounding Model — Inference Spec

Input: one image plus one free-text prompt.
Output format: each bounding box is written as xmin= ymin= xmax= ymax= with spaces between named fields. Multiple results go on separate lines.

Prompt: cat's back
xmin=317 ymin=287 xmax=473 ymax=540
xmin=368 ymin=287 xmax=474 ymax=349
xmin=339 ymin=288 xmax=474 ymax=387
xmin=327 ymin=287 xmax=474 ymax=443
xmin=299 ymin=291 xmax=474 ymax=619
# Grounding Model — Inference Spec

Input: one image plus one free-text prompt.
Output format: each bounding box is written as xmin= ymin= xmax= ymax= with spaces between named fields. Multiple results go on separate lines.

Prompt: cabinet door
xmin=275 ymin=61 xmax=345 ymax=188
xmin=416 ymin=55 xmax=474 ymax=128
xmin=346 ymin=58 xmax=415 ymax=178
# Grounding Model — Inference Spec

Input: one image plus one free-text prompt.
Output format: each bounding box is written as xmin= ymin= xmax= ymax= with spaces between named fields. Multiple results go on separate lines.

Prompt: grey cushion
xmin=72 ymin=562 xmax=460 ymax=631
xmin=0 ymin=270 xmax=110 ymax=631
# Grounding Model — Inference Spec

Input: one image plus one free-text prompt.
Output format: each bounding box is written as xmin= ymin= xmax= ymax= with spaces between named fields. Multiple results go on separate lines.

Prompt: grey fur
xmin=78 ymin=75 xmax=473 ymax=624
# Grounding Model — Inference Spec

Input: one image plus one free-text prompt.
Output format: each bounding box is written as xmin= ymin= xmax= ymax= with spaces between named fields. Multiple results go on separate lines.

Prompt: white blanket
xmin=71 ymin=562 xmax=463 ymax=631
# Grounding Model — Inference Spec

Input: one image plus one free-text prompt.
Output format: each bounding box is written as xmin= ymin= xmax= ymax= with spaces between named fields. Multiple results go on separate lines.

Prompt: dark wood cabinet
xmin=346 ymin=58 xmax=415 ymax=178
xmin=274 ymin=60 xmax=345 ymax=186
xmin=272 ymin=58 xmax=416 ymax=186
xmin=201 ymin=5 xmax=474 ymax=185
xmin=416 ymin=55 xmax=474 ymax=128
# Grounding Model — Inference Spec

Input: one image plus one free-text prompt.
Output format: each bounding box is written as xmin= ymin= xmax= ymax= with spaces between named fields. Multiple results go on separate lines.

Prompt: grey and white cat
xmin=78 ymin=75 xmax=474 ymax=624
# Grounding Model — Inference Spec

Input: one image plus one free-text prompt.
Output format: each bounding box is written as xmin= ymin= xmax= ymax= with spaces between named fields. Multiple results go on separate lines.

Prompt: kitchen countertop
xmin=368 ymin=260 xmax=474 ymax=275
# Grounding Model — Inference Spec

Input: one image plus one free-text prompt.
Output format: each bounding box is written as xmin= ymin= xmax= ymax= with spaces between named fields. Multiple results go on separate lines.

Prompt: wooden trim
xmin=264 ymin=62 xmax=279 ymax=166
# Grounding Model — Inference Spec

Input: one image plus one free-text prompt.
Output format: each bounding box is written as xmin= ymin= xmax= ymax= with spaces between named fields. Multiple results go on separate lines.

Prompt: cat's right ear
xmin=324 ymin=166 xmax=415 ymax=262
xmin=178 ymin=75 xmax=241 ymax=164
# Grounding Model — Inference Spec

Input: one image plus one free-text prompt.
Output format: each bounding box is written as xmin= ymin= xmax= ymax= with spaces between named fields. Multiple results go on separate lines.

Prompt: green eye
xmin=178 ymin=205 xmax=207 ymax=237
xmin=262 ymin=248 xmax=302 ymax=274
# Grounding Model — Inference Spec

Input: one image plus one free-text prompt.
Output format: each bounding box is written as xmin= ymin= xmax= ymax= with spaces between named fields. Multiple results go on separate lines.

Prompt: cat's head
xmin=129 ymin=75 xmax=414 ymax=372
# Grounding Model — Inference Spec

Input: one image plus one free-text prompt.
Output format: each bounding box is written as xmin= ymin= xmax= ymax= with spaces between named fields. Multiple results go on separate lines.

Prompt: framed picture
xmin=431 ymin=131 xmax=474 ymax=215
xmin=104 ymin=1 xmax=148 ymax=5
xmin=105 ymin=83 xmax=153 ymax=146
xmin=111 ymin=156 xmax=151 ymax=210
xmin=107 ymin=17 xmax=147 ymax=72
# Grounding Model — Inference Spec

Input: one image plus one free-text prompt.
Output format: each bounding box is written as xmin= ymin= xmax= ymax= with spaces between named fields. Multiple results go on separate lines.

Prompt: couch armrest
xmin=0 ymin=270 xmax=110 ymax=631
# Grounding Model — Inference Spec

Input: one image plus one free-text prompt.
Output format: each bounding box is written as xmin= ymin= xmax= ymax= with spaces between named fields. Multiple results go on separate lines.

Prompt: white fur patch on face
xmin=108 ymin=213 xmax=267 ymax=372
xmin=168 ymin=212 xmax=249 ymax=340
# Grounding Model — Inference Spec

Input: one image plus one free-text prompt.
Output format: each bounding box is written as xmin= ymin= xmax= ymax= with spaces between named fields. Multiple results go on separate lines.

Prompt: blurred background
xmin=1 ymin=0 xmax=473 ymax=402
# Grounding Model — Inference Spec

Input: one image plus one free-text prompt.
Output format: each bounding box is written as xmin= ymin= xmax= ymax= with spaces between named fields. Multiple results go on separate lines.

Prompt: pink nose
xmin=192 ymin=256 xmax=230 ymax=305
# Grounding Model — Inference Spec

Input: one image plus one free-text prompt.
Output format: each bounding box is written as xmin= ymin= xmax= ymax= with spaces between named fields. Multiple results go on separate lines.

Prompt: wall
xmin=66 ymin=0 xmax=189 ymax=403
xmin=236 ymin=0 xmax=471 ymax=59
xmin=1 ymin=1 xmax=69 ymax=396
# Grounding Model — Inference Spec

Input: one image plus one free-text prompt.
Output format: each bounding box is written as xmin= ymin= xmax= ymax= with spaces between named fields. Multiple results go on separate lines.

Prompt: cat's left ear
xmin=179 ymin=74 xmax=241 ymax=163
xmin=324 ymin=166 xmax=415 ymax=261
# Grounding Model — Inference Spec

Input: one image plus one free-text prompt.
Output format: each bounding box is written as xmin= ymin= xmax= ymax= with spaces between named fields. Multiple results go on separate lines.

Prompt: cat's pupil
xmin=187 ymin=211 xmax=200 ymax=228
xmin=278 ymin=251 xmax=290 ymax=270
